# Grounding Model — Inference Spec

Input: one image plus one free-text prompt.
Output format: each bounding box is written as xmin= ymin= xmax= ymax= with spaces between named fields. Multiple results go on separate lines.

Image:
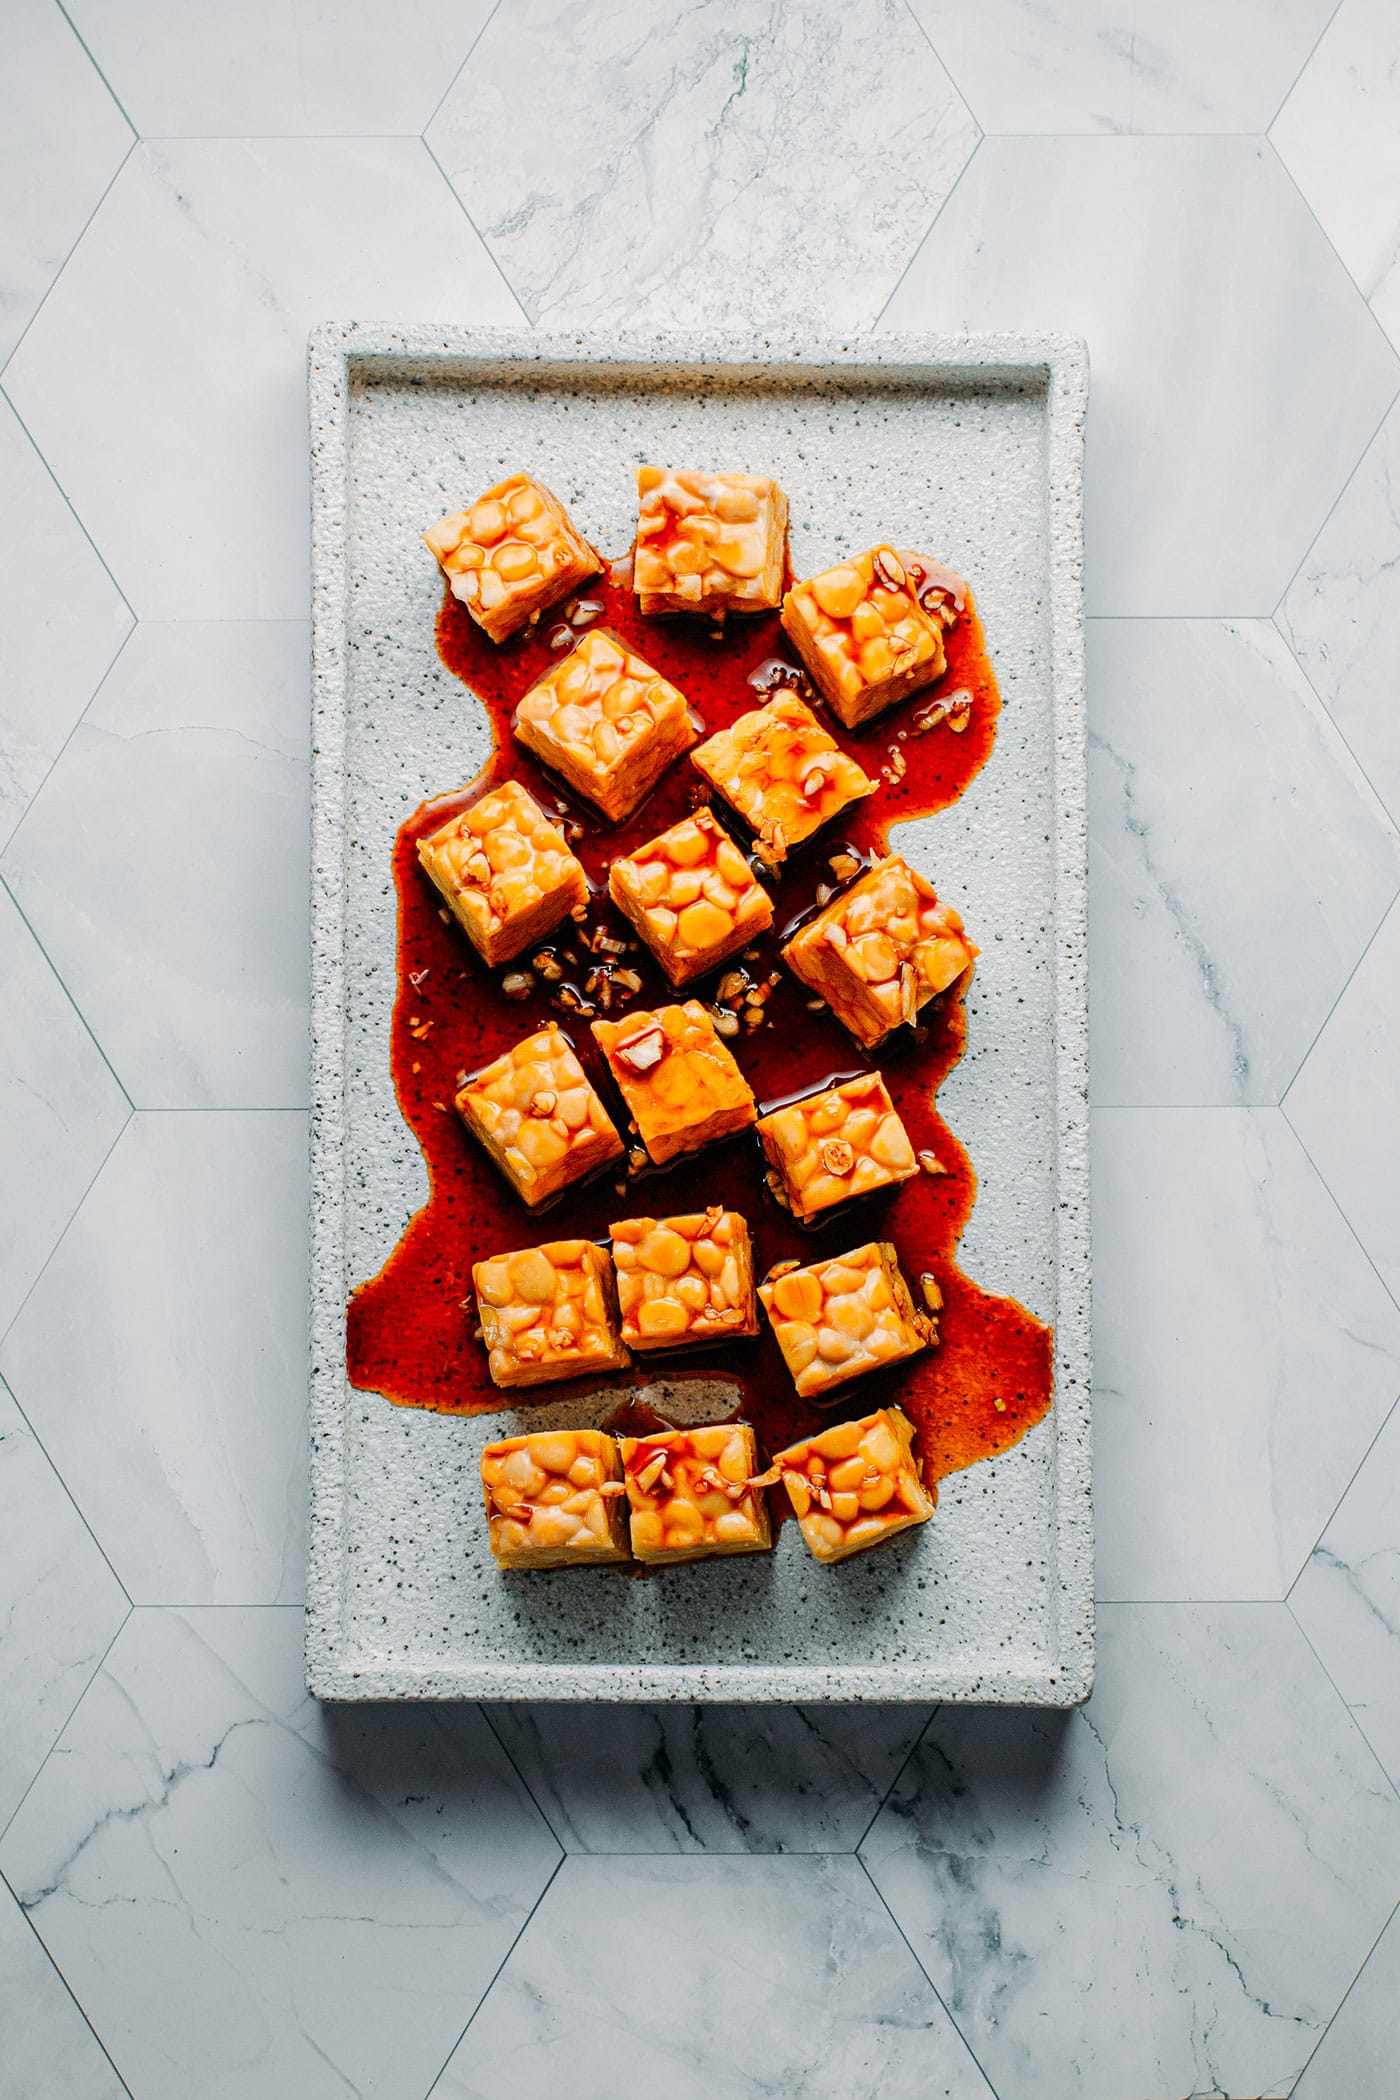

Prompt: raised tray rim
xmin=305 ymin=323 xmax=1091 ymax=1704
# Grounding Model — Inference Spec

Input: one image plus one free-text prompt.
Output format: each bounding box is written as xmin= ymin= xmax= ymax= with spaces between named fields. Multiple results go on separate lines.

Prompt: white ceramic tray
xmin=305 ymin=324 xmax=1090 ymax=1703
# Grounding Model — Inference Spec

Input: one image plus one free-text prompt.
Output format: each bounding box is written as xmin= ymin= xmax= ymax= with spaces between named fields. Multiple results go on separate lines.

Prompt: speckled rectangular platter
xmin=305 ymin=324 xmax=1090 ymax=1703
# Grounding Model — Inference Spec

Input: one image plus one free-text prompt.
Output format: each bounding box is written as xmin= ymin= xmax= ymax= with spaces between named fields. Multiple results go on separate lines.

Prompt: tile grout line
xmin=0 ymin=1374 xmax=135 ymax=1624
xmin=476 ymin=1706 xmax=567 ymax=1852
xmin=1281 ymin=1055 xmax=1400 ymax=1322
xmin=1284 ymin=1564 xmax=1400 ymax=1812
xmin=0 ymin=384 xmax=137 ymax=631
xmin=1264 ymin=0 xmax=1345 ymax=137
xmin=52 ymin=0 xmax=138 ymax=134
xmin=0 ymin=1611 xmax=131 ymax=1853
xmin=0 ymin=1106 xmax=131 ymax=1361
xmin=421 ymin=0 xmax=505 ymax=138
xmin=419 ymin=134 xmax=534 ymax=328
xmin=1279 ymin=883 xmax=1400 ymax=1117
xmin=1271 ymin=607 xmax=1400 ymax=830
xmin=872 ymin=133 xmax=985 ymax=335
xmin=0 ymin=137 xmax=137 ymax=390
xmin=419 ymin=1852 xmax=565 ymax=2100
xmin=1284 ymin=1386 xmax=1400 ymax=1612
xmin=898 ymin=0 xmax=980 ymax=126
xmin=0 ymin=1861 xmax=138 ymax=2099
xmin=854 ymin=1852 xmax=1004 ymax=2099
xmin=0 ymin=618 xmax=137 ymax=864
xmin=1287 ymin=1910 xmax=1399 ymax=2095
xmin=1263 ymin=133 xmax=1400 ymax=362
xmin=851 ymin=1706 xmax=940 ymax=1854
xmin=1269 ymin=378 xmax=1400 ymax=626
xmin=0 ymin=871 xmax=136 ymax=1115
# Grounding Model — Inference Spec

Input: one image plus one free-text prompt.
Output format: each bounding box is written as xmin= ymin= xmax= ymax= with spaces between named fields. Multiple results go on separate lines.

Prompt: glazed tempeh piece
xmin=773 ymin=1407 xmax=934 ymax=1563
xmin=633 ymin=468 xmax=788 ymax=618
xmin=417 ymin=780 xmax=587 ymax=967
xmin=757 ymin=1072 xmax=918 ymax=1221
xmin=781 ymin=548 xmax=965 ymax=728
xmin=691 ymin=694 xmax=873 ymax=863
xmin=621 ymin=1424 xmax=773 ymax=1563
xmin=781 ymin=854 xmax=977 ymax=1051
xmin=456 ymin=1022 xmax=624 ymax=1208
xmin=608 ymin=808 xmax=773 ymax=986
xmin=610 ymin=1209 xmax=758 ymax=1349
xmin=481 ymin=1429 xmax=630 ymax=1568
xmin=758 ymin=1240 xmax=930 ymax=1399
xmin=592 ymin=1001 xmax=757 ymax=1165
xmin=514 ymin=627 xmax=698 ymax=822
xmin=423 ymin=474 xmax=603 ymax=643
xmin=472 ymin=1240 xmax=631 ymax=1389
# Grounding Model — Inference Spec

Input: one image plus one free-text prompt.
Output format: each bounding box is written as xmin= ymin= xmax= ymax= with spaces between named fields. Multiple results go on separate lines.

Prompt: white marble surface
xmin=2 ymin=2 xmax=1400 ymax=2092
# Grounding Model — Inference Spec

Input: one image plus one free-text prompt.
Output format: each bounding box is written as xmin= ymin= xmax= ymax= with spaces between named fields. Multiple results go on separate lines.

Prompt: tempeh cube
xmin=480 ymin=1429 xmax=631 ymax=1569
xmin=417 ymin=779 xmax=588 ymax=967
xmin=773 ymin=1407 xmax=934 ymax=1563
xmin=621 ymin=1423 xmax=772 ymax=1563
xmin=608 ymin=808 xmax=773 ymax=987
xmin=781 ymin=854 xmax=977 ymax=1051
xmin=758 ymin=1241 xmax=930 ymax=1399
xmin=423 ymin=474 xmax=603 ymax=643
xmin=592 ymin=1001 xmax=757 ymax=1165
xmin=456 ymin=1022 xmax=624 ymax=1208
xmin=514 ymin=628 xmax=698 ymax=822
xmin=781 ymin=548 xmax=965 ymax=728
xmin=611 ymin=1209 xmax=758 ymax=1350
xmin=758 ymin=1072 xmax=918 ymax=1221
xmin=472 ymin=1240 xmax=631 ymax=1389
xmin=633 ymin=467 xmax=788 ymax=618
xmin=691 ymin=694 xmax=873 ymax=864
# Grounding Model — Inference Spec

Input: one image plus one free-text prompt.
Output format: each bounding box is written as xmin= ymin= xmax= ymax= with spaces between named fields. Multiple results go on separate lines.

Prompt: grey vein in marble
xmin=861 ymin=1602 xmax=1400 ymax=2100
xmin=1088 ymin=617 xmax=1400 ymax=1106
xmin=1286 ymin=890 xmax=1400 ymax=1306
xmin=1093 ymin=1107 xmax=1400 ymax=1601
xmin=2 ymin=139 xmax=524 ymax=621
xmin=880 ymin=134 xmax=1400 ymax=617
xmin=0 ymin=0 xmax=131 ymax=366
xmin=0 ymin=395 xmax=132 ymax=851
xmin=0 ymin=1609 xmax=561 ymax=2100
xmin=1291 ymin=1400 xmax=1400 ymax=1790
xmin=910 ymin=0 xmax=1337 ymax=134
xmin=0 ymin=1877 xmax=125 ymax=2100
xmin=0 ymin=887 xmax=128 ymax=1340
xmin=0 ymin=1113 xmax=308 ymax=1606
xmin=427 ymin=0 xmax=979 ymax=333
xmin=1280 ymin=393 xmax=1400 ymax=828
xmin=488 ymin=1702 xmax=932 ymax=1853
xmin=2 ymin=621 xmax=311 ymax=1110
xmin=1272 ymin=0 xmax=1400 ymax=353
xmin=0 ymin=1380 xmax=127 ymax=1832
xmin=432 ymin=1853 xmax=995 ymax=2100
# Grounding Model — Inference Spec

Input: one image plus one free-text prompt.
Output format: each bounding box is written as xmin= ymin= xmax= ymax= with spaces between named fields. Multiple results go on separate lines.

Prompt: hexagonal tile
xmin=1280 ymin=394 xmax=1400 ymax=827
xmin=0 ymin=886 xmax=127 ymax=1340
xmin=879 ymin=136 xmax=1399 ymax=618
xmin=432 ymin=1854 xmax=994 ymax=2100
xmin=2 ymin=139 xmax=524 ymax=622
xmin=0 ymin=1877 xmax=125 ymax=2100
xmin=1291 ymin=1900 xmax=1400 ymax=2100
xmin=64 ymin=0 xmax=494 ymax=135
xmin=0 ymin=394 xmax=131 ymax=852
xmin=488 ymin=1703 xmax=931 ymax=1853
xmin=0 ymin=1608 xmax=560 ymax=2100
xmin=1093 ymin=1108 xmax=1400 ymax=1601
xmin=0 ymin=0 xmax=130 ymax=367
xmin=0 ymin=1113 xmax=307 ymax=1606
xmin=2 ymin=622 xmax=310 ymax=1110
xmin=1089 ymin=618 xmax=1400 ymax=1106
xmin=1291 ymin=1401 xmax=1400 ymax=1791
xmin=426 ymin=0 xmax=979 ymax=331
xmin=1285 ymin=891 xmax=1400 ymax=1304
xmin=910 ymin=0 xmax=1337 ymax=133
xmin=861 ymin=1602 xmax=1400 ymax=2100
xmin=1272 ymin=0 xmax=1400 ymax=353
xmin=0 ymin=1379 xmax=127 ymax=1832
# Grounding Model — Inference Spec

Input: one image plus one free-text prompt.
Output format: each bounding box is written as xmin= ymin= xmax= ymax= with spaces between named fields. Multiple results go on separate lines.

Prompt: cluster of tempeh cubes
xmin=420 ymin=466 xmax=982 ymax=1574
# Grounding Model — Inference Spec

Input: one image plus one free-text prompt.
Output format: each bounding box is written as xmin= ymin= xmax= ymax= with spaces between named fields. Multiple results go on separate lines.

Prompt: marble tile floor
xmin=1 ymin=2 xmax=1398 ymax=2095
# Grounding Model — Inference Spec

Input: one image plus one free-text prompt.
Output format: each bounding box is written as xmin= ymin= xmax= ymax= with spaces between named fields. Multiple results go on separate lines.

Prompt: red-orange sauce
xmin=346 ymin=569 xmax=1053 ymax=1493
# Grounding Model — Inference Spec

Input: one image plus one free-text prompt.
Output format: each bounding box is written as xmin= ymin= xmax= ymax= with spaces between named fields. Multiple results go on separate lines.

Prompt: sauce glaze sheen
xmin=346 ymin=567 xmax=1053 ymax=1492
